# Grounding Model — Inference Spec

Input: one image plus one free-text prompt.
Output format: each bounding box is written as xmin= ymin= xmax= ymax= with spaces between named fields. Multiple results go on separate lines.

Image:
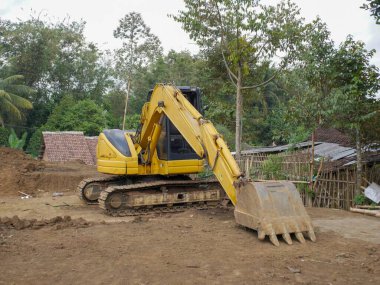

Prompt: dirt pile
xmin=0 ymin=147 xmax=102 ymax=196
xmin=0 ymin=215 xmax=93 ymax=231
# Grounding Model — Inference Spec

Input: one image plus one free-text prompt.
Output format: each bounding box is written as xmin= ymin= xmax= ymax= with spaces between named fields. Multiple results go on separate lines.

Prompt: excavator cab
xmin=149 ymin=87 xmax=202 ymax=161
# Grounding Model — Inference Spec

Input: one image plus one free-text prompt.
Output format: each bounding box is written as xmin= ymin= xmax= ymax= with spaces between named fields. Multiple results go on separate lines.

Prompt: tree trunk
xmin=235 ymin=66 xmax=243 ymax=161
xmin=355 ymin=126 xmax=362 ymax=198
xmin=122 ymin=79 xmax=131 ymax=130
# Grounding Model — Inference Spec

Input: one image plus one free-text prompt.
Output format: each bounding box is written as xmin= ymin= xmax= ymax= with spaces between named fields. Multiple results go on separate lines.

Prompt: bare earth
xmin=0 ymin=148 xmax=379 ymax=284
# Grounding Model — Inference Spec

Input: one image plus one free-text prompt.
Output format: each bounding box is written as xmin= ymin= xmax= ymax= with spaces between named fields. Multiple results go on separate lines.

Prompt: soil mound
xmin=0 ymin=147 xmax=102 ymax=196
xmin=0 ymin=215 xmax=93 ymax=231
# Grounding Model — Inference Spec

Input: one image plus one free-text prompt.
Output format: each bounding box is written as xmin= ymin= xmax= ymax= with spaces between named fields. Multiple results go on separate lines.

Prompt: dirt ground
xmin=0 ymin=147 xmax=104 ymax=197
xmin=0 ymin=147 xmax=379 ymax=285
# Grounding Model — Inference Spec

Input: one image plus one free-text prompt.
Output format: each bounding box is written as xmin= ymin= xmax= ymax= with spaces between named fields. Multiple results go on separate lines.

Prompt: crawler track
xmin=98 ymin=179 xmax=225 ymax=217
xmin=77 ymin=176 xmax=127 ymax=204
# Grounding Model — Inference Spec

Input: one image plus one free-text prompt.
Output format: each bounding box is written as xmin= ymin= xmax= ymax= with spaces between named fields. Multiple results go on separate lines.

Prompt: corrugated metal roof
xmin=241 ymin=141 xmax=318 ymax=155
xmin=314 ymin=143 xmax=352 ymax=159
xmin=242 ymin=141 xmax=366 ymax=167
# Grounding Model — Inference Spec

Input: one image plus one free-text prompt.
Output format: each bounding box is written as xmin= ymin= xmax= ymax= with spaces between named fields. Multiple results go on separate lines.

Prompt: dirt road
xmin=0 ymin=195 xmax=379 ymax=285
xmin=0 ymin=148 xmax=379 ymax=284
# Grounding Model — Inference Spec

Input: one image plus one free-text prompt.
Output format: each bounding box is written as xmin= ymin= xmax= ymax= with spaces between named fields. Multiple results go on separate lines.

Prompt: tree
xmin=0 ymin=75 xmax=33 ymax=126
xmin=132 ymin=50 xmax=207 ymax=112
xmin=361 ymin=0 xmax=380 ymax=24
xmin=173 ymin=0 xmax=305 ymax=158
xmin=27 ymin=96 xmax=107 ymax=156
xmin=268 ymin=18 xmax=337 ymax=194
xmin=104 ymin=89 xmax=127 ymax=128
xmin=329 ymin=35 xmax=380 ymax=197
xmin=113 ymin=12 xmax=162 ymax=130
xmin=43 ymin=96 xmax=107 ymax=135
xmin=0 ymin=16 xmax=113 ymax=128
xmin=272 ymin=18 xmax=336 ymax=139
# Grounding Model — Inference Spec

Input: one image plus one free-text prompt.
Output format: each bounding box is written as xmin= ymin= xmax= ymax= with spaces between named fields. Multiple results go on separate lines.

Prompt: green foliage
xmin=26 ymin=97 xmax=107 ymax=156
xmin=215 ymin=124 xmax=235 ymax=149
xmin=1 ymin=7 xmax=378 ymax=158
xmin=43 ymin=96 xmax=107 ymax=136
xmin=197 ymin=166 xmax=215 ymax=179
xmin=124 ymin=114 xmax=141 ymax=131
xmin=269 ymin=100 xmax=312 ymax=145
xmin=268 ymin=28 xmax=380 ymax=148
xmin=0 ymin=127 xmax=10 ymax=146
xmin=271 ymin=18 xmax=337 ymax=144
xmin=8 ymin=128 xmax=27 ymax=149
xmin=353 ymin=193 xmax=373 ymax=205
xmin=0 ymin=75 xmax=34 ymax=126
xmin=113 ymin=12 xmax=163 ymax=123
xmin=361 ymin=0 xmax=380 ymax=24
xmin=104 ymin=89 xmax=126 ymax=128
xmin=26 ymin=128 xmax=43 ymax=157
xmin=0 ymin=17 xmax=112 ymax=105
xmin=296 ymin=183 xmax=315 ymax=198
xmin=114 ymin=12 xmax=163 ymax=70
xmin=328 ymin=36 xmax=380 ymax=131
xmin=174 ymin=0 xmax=306 ymax=154
xmin=260 ymin=155 xmax=286 ymax=180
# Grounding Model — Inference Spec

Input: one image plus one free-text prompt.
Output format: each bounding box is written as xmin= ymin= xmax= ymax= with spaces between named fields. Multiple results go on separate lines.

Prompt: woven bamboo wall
xmin=235 ymin=151 xmax=379 ymax=210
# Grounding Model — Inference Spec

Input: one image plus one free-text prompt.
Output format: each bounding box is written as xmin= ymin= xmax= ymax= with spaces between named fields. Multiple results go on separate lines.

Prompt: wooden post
xmin=355 ymin=126 xmax=362 ymax=198
xmin=308 ymin=130 xmax=315 ymax=207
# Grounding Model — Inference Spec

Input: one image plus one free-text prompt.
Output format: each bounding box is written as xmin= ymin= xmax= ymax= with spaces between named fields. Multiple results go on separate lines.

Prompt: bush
xmin=26 ymin=129 xmax=43 ymax=157
xmin=44 ymin=96 xmax=107 ymax=136
xmin=353 ymin=193 xmax=374 ymax=205
xmin=0 ymin=127 xmax=10 ymax=146
xmin=261 ymin=154 xmax=286 ymax=180
xmin=8 ymin=129 xmax=27 ymax=150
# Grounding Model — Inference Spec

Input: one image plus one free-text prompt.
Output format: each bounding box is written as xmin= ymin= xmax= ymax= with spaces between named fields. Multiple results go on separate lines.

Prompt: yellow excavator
xmin=78 ymin=84 xmax=316 ymax=246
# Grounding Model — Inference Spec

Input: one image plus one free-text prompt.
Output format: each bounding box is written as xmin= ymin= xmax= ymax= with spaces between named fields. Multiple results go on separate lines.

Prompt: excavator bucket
xmin=234 ymin=181 xmax=316 ymax=246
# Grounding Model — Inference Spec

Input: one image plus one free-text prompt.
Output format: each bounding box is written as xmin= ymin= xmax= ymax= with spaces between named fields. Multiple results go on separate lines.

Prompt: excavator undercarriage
xmin=78 ymin=176 xmax=225 ymax=214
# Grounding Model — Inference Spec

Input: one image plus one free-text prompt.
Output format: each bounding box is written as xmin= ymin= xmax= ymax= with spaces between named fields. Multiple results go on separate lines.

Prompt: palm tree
xmin=0 ymin=75 xmax=34 ymax=127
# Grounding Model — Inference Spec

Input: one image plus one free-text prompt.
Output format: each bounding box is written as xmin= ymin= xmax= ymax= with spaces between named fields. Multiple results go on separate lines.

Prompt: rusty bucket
xmin=234 ymin=181 xmax=316 ymax=246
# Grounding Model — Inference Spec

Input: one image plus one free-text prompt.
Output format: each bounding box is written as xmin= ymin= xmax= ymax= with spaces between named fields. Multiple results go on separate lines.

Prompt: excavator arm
xmin=135 ymin=84 xmax=241 ymax=204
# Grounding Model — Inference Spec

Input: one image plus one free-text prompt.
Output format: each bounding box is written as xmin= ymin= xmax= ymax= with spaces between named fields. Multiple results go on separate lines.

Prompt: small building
xmin=241 ymin=128 xmax=379 ymax=168
xmin=41 ymin=131 xmax=98 ymax=165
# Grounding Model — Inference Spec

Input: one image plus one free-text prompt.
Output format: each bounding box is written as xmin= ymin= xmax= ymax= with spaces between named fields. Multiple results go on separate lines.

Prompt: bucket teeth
xmin=282 ymin=233 xmax=293 ymax=245
xmin=281 ymin=224 xmax=292 ymax=245
xmin=308 ymin=229 xmax=317 ymax=242
xmin=258 ymin=230 xmax=265 ymax=241
xmin=295 ymin=232 xmax=306 ymax=244
xmin=307 ymin=222 xmax=317 ymax=242
xmin=269 ymin=234 xmax=280 ymax=247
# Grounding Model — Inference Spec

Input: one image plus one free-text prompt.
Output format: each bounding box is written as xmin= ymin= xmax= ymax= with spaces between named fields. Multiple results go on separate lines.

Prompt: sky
xmin=0 ymin=0 xmax=379 ymax=67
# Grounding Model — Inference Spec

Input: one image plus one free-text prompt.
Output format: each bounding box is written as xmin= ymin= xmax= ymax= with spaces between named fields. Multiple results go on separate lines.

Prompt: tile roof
xmin=42 ymin=131 xmax=96 ymax=165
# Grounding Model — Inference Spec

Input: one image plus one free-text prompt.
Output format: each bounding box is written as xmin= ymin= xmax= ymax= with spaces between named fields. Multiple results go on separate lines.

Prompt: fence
xmin=235 ymin=151 xmax=380 ymax=210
